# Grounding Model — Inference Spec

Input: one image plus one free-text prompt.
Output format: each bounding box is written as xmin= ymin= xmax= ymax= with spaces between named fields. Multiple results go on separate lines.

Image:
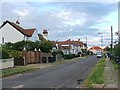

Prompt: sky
xmin=1 ymin=0 xmax=119 ymax=47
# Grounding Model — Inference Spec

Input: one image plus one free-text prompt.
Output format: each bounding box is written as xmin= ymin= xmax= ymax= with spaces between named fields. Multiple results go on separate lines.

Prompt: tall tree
xmin=39 ymin=41 xmax=53 ymax=53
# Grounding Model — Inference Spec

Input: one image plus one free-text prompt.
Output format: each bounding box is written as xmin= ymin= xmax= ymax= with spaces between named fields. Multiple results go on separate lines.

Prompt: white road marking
xmin=76 ymin=86 xmax=80 ymax=88
xmin=12 ymin=84 xmax=24 ymax=88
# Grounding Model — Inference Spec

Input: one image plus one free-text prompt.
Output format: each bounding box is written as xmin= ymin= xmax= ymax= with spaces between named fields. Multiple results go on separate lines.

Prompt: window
xmin=2 ymin=37 xmax=4 ymax=44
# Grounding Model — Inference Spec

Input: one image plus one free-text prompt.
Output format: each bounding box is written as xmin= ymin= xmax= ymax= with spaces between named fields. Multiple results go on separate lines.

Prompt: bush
xmin=0 ymin=49 xmax=9 ymax=59
xmin=8 ymin=50 xmax=22 ymax=58
xmin=64 ymin=54 xmax=75 ymax=59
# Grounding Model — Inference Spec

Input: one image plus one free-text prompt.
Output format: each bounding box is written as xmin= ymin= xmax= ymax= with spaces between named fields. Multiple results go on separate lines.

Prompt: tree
xmin=113 ymin=44 xmax=120 ymax=57
xmin=113 ymin=31 xmax=120 ymax=58
xmin=11 ymin=40 xmax=36 ymax=51
xmin=39 ymin=41 xmax=53 ymax=52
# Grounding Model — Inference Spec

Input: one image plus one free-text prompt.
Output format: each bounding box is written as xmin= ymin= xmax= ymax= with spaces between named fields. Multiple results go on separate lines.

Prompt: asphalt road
xmin=2 ymin=55 xmax=100 ymax=88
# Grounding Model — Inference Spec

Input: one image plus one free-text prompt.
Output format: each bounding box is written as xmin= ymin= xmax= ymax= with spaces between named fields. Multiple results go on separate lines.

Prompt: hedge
xmin=64 ymin=54 xmax=75 ymax=59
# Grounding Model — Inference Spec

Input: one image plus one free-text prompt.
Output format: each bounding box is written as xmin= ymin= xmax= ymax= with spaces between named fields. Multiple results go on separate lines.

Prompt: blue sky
xmin=1 ymin=0 xmax=119 ymax=47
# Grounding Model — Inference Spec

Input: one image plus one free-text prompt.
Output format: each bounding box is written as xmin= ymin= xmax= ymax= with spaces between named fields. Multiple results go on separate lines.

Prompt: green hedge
xmin=64 ymin=54 xmax=75 ymax=59
xmin=0 ymin=49 xmax=9 ymax=59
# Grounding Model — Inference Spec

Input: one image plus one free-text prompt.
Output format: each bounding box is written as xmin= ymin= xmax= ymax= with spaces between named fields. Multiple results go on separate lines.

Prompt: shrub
xmin=64 ymin=54 xmax=75 ymax=59
xmin=8 ymin=50 xmax=22 ymax=58
xmin=0 ymin=49 xmax=9 ymax=59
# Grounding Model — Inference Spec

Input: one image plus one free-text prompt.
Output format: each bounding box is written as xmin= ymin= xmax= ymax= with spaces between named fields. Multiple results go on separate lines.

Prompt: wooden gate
xmin=27 ymin=51 xmax=35 ymax=64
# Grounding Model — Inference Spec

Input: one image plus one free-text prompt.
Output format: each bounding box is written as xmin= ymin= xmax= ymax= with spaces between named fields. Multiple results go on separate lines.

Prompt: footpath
xmin=104 ymin=58 xmax=118 ymax=88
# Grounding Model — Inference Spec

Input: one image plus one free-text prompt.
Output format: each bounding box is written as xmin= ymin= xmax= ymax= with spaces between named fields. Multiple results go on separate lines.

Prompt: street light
xmin=98 ymin=32 xmax=103 ymax=48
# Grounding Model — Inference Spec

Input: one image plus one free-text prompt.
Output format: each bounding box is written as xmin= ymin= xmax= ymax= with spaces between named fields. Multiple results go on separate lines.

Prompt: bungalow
xmin=88 ymin=46 xmax=102 ymax=54
xmin=56 ymin=39 xmax=86 ymax=55
xmin=0 ymin=20 xmax=39 ymax=44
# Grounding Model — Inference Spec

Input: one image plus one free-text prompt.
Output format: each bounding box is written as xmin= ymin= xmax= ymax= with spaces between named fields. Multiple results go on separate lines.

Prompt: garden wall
xmin=0 ymin=58 xmax=14 ymax=69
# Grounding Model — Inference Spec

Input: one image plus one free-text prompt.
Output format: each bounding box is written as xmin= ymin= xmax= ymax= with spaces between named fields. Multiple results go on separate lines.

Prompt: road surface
xmin=2 ymin=55 xmax=100 ymax=88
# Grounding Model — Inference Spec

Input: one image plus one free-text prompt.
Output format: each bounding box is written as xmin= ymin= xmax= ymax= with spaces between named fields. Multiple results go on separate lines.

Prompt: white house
xmin=0 ymin=20 xmax=39 ymax=44
xmin=56 ymin=39 xmax=86 ymax=55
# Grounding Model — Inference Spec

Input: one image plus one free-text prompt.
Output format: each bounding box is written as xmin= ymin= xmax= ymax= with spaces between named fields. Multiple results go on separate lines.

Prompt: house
xmin=88 ymin=46 xmax=102 ymax=54
xmin=56 ymin=39 xmax=87 ymax=55
xmin=0 ymin=20 xmax=39 ymax=44
xmin=38 ymin=29 xmax=48 ymax=41
xmin=102 ymin=46 xmax=109 ymax=52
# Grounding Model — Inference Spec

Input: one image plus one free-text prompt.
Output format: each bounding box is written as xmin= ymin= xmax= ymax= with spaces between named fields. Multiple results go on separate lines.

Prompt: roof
xmin=62 ymin=46 xmax=70 ymax=50
xmin=0 ymin=20 xmax=35 ymax=37
xmin=57 ymin=40 xmax=84 ymax=47
xmin=89 ymin=46 xmax=102 ymax=50
xmin=57 ymin=45 xmax=70 ymax=50
xmin=38 ymin=34 xmax=46 ymax=41
xmin=103 ymin=46 xmax=109 ymax=51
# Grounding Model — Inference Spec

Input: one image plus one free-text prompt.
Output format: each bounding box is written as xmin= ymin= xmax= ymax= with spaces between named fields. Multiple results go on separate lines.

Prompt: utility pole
xmin=98 ymin=32 xmax=103 ymax=48
xmin=86 ymin=37 xmax=87 ymax=49
xmin=111 ymin=26 xmax=113 ymax=53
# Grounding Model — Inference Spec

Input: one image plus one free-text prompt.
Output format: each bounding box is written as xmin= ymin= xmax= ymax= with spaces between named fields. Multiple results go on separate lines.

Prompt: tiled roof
xmin=89 ymin=46 xmax=102 ymax=50
xmin=0 ymin=20 xmax=35 ymax=37
xmin=57 ymin=40 xmax=84 ymax=47
xmin=103 ymin=46 xmax=109 ymax=51
xmin=38 ymin=34 xmax=46 ymax=41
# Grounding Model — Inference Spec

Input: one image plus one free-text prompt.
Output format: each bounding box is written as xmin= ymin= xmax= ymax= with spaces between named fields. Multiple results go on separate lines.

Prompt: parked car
xmin=97 ymin=52 xmax=102 ymax=58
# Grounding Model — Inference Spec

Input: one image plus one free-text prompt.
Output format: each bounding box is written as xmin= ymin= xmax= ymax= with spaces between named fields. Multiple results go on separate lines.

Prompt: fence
xmin=14 ymin=50 xmax=63 ymax=66
xmin=14 ymin=51 xmax=55 ymax=65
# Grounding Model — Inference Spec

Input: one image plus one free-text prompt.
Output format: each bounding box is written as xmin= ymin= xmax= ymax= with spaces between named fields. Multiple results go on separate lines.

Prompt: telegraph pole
xmin=111 ymin=26 xmax=113 ymax=53
xmin=86 ymin=37 xmax=87 ymax=49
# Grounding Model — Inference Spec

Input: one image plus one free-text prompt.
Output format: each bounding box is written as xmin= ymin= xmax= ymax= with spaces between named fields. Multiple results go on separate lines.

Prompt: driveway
xmin=2 ymin=55 xmax=100 ymax=88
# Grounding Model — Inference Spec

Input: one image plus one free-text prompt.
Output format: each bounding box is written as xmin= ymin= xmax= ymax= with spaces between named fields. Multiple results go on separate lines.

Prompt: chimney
xmin=78 ymin=39 xmax=80 ymax=42
xmin=43 ymin=29 xmax=48 ymax=40
xmin=16 ymin=20 xmax=20 ymax=25
xmin=16 ymin=16 xmax=20 ymax=25
xmin=69 ymin=39 xmax=71 ymax=41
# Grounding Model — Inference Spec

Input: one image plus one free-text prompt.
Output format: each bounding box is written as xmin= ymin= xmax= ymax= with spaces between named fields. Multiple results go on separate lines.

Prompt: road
xmin=2 ymin=55 xmax=100 ymax=88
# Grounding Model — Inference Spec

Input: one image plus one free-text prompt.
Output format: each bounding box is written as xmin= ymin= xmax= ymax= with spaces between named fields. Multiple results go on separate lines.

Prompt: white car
xmin=97 ymin=53 xmax=102 ymax=58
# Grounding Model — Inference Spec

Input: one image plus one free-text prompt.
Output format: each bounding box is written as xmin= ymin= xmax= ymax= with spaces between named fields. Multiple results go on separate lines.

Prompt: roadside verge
xmin=82 ymin=57 xmax=118 ymax=88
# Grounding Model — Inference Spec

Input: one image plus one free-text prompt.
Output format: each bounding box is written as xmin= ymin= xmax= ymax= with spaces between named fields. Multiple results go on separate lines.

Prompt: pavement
xmin=2 ymin=55 xmax=100 ymax=88
xmin=104 ymin=58 xmax=118 ymax=88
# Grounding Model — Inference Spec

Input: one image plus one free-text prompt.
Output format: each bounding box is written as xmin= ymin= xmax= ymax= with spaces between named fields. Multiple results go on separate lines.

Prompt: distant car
xmin=97 ymin=52 xmax=102 ymax=58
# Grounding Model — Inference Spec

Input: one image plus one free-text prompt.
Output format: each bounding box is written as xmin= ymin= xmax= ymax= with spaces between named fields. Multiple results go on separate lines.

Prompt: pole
xmin=101 ymin=33 xmax=102 ymax=48
xmin=111 ymin=26 xmax=113 ymax=53
xmin=86 ymin=37 xmax=87 ymax=48
xmin=98 ymin=32 xmax=102 ymax=48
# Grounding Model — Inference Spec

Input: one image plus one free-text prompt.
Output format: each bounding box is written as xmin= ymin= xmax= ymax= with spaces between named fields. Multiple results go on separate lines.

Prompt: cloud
xmin=13 ymin=9 xmax=29 ymax=16
xmin=1 ymin=1 xmax=118 ymax=46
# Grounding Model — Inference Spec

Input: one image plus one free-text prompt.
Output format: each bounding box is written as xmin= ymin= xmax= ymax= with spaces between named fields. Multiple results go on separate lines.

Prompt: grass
xmin=83 ymin=58 xmax=105 ymax=88
xmin=0 ymin=66 xmax=36 ymax=78
xmin=112 ymin=60 xmax=119 ymax=70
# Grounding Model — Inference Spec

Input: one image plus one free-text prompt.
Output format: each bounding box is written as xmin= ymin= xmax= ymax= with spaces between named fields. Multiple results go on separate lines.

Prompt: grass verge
xmin=0 ymin=66 xmax=36 ymax=78
xmin=83 ymin=58 xmax=105 ymax=88
xmin=112 ymin=60 xmax=119 ymax=70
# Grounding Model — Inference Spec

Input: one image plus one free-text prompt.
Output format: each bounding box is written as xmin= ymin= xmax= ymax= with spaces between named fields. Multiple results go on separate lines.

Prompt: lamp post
xmin=98 ymin=32 xmax=103 ymax=48
xmin=38 ymin=48 xmax=41 ymax=63
xmin=110 ymin=26 xmax=113 ymax=53
xmin=34 ymin=48 xmax=37 ymax=63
